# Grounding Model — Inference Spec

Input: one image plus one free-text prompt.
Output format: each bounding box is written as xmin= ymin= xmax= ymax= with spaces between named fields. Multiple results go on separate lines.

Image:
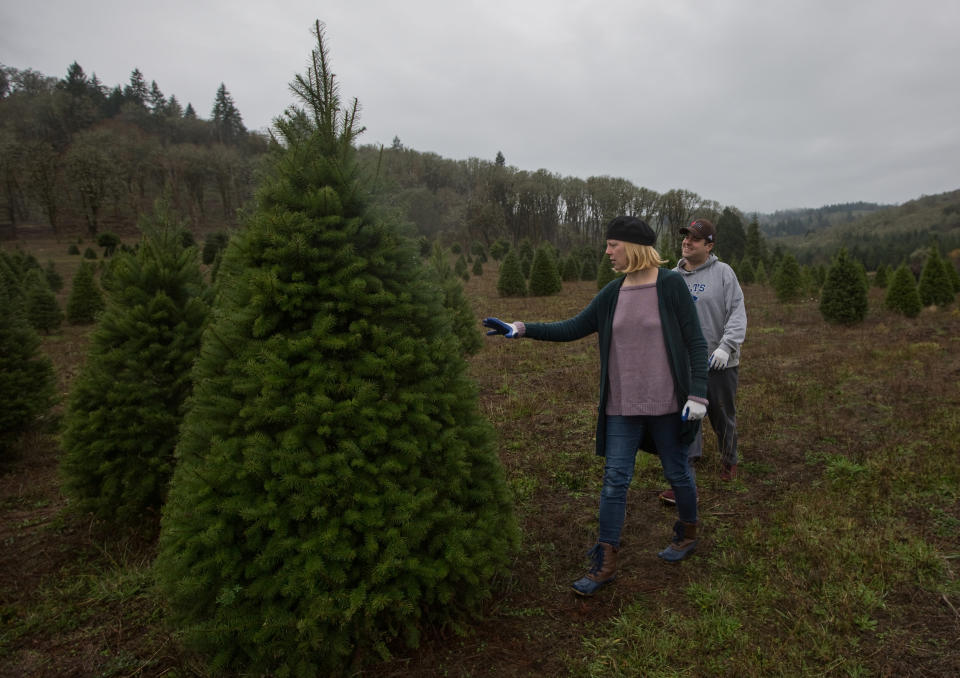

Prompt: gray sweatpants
xmin=687 ymin=366 xmax=739 ymax=467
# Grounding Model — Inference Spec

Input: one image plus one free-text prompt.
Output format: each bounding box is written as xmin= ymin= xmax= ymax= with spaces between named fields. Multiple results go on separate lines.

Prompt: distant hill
xmin=759 ymin=202 xmax=893 ymax=238
xmin=763 ymin=189 xmax=960 ymax=268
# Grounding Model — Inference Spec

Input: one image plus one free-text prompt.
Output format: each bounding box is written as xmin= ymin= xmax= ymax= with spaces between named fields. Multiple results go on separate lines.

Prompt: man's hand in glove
xmin=709 ymin=348 xmax=730 ymax=370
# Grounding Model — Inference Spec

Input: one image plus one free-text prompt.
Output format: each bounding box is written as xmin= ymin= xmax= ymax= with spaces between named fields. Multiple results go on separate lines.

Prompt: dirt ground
xmin=2 ymin=225 xmax=959 ymax=677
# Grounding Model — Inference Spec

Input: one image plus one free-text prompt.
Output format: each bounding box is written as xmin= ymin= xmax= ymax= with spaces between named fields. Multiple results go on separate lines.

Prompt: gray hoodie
xmin=674 ymin=254 xmax=747 ymax=368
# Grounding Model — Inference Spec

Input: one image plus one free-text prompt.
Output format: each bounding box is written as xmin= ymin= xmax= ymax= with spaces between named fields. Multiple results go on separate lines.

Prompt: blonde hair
xmin=621 ymin=241 xmax=666 ymax=272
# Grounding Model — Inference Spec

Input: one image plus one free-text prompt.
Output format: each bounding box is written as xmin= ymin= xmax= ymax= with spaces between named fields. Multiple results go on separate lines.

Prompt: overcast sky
xmin=4 ymin=0 xmax=959 ymax=213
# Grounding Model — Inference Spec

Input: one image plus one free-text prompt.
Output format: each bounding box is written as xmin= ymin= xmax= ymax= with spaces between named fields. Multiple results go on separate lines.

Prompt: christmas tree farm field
xmin=1 ymin=246 xmax=959 ymax=677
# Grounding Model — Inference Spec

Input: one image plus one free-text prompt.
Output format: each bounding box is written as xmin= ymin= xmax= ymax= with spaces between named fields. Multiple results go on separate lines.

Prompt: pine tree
xmin=580 ymin=250 xmax=598 ymax=281
xmin=597 ymin=253 xmax=619 ymax=289
xmin=123 ymin=68 xmax=149 ymax=106
xmin=737 ymin=257 xmax=755 ymax=285
xmin=60 ymin=205 xmax=210 ymax=527
xmin=884 ymin=263 xmax=922 ymax=317
xmin=454 ymin=253 xmax=469 ymax=281
xmin=716 ymin=207 xmax=747 ymax=263
xmin=744 ymin=218 xmax=768 ymax=270
xmin=0 ymin=285 xmax=56 ymax=455
xmin=754 ymin=260 xmax=768 ymax=285
xmin=528 ymin=243 xmax=562 ymax=296
xmin=428 ymin=242 xmax=482 ymax=356
xmin=471 ymin=258 xmax=483 ymax=277
xmin=517 ymin=238 xmax=535 ymax=265
xmin=561 ymin=254 xmax=581 ymax=281
xmin=917 ymin=247 xmax=954 ymax=307
xmin=800 ymin=264 xmax=821 ymax=297
xmin=44 ymin=261 xmax=64 ymax=292
xmin=772 ymin=253 xmax=804 ymax=302
xmin=873 ymin=264 xmax=889 ymax=288
xmin=470 ymin=242 xmax=487 ymax=263
xmin=520 ymin=253 xmax=532 ymax=278
xmin=0 ymin=250 xmax=26 ymax=315
xmin=819 ymin=248 xmax=868 ymax=324
xmin=202 ymin=231 xmax=230 ymax=265
xmin=66 ymin=260 xmax=105 ymax=324
xmin=496 ymin=248 xmax=527 ymax=296
xmin=946 ymin=259 xmax=960 ymax=294
xmin=155 ymin=23 xmax=518 ymax=676
xmin=24 ymin=268 xmax=63 ymax=334
xmin=211 ymin=82 xmax=246 ymax=144
xmin=489 ymin=239 xmax=509 ymax=261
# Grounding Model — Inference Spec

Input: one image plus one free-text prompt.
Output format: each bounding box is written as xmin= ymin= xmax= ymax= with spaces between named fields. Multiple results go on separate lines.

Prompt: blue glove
xmin=681 ymin=400 xmax=707 ymax=421
xmin=483 ymin=317 xmax=519 ymax=338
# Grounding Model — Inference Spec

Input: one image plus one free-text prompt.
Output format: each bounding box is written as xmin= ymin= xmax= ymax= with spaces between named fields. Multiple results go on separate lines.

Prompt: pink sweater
xmin=605 ymin=283 xmax=679 ymax=416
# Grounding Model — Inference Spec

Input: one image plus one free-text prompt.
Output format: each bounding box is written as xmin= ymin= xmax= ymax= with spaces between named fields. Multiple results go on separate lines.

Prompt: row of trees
xmin=0 ymin=62 xmax=268 ymax=236
xmin=765 ymin=242 xmax=960 ymax=322
xmin=359 ymin=142 xmax=753 ymax=260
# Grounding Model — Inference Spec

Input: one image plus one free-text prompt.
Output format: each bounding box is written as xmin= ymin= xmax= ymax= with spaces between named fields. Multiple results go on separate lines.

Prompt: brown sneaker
xmin=658 ymin=489 xmax=676 ymax=505
xmin=719 ymin=464 xmax=737 ymax=481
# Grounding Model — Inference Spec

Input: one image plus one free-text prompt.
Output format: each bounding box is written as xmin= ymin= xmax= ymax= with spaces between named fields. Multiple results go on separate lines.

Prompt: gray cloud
xmin=4 ymin=0 xmax=958 ymax=212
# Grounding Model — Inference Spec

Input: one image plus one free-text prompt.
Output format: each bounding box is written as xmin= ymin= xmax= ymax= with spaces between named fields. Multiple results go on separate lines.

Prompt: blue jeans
xmin=598 ymin=414 xmax=698 ymax=547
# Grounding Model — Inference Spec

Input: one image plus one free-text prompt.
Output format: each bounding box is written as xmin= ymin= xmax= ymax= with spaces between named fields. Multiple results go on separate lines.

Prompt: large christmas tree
xmin=155 ymin=22 xmax=518 ymax=676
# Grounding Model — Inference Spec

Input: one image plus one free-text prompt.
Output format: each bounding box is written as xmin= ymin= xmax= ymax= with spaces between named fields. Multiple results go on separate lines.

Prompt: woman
xmin=483 ymin=216 xmax=708 ymax=596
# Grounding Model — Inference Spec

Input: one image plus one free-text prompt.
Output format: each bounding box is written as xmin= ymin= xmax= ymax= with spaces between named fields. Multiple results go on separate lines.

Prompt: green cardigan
xmin=523 ymin=269 xmax=708 ymax=456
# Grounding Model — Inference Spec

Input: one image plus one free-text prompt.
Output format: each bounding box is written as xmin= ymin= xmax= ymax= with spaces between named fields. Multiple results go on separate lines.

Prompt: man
xmin=660 ymin=218 xmax=747 ymax=505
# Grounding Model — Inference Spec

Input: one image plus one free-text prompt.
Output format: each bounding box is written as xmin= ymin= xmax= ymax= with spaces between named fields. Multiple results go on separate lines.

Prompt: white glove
xmin=681 ymin=400 xmax=707 ymax=421
xmin=709 ymin=348 xmax=730 ymax=370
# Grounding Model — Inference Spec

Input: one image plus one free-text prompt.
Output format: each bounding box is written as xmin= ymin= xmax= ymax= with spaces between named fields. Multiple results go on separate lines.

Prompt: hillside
xmin=764 ymin=189 xmax=960 ymax=267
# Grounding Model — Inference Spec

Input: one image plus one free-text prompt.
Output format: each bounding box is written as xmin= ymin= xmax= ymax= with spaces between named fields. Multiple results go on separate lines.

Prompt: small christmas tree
xmin=580 ymin=250 xmax=598 ymax=281
xmin=454 ymin=253 xmax=470 ymax=281
xmin=428 ymin=241 xmax=482 ymax=356
xmin=597 ymin=253 xmax=619 ymax=289
xmin=819 ymin=248 xmax=868 ymax=324
xmin=740 ymin=257 xmax=757 ymax=285
xmin=756 ymin=260 xmax=770 ymax=285
xmin=0 ymin=285 xmax=56 ymax=455
xmin=60 ymin=204 xmax=210 ymax=527
xmin=155 ymin=23 xmax=518 ymax=676
xmin=24 ymin=268 xmax=63 ymax=334
xmin=873 ymin=264 xmax=889 ymax=288
xmin=772 ymin=253 xmax=804 ymax=302
xmin=517 ymin=238 xmax=535 ymax=265
xmin=561 ymin=254 xmax=581 ymax=281
xmin=44 ymin=261 xmax=64 ymax=292
xmin=947 ymin=259 xmax=960 ymax=294
xmin=917 ymin=247 xmax=954 ymax=307
xmin=528 ymin=243 xmax=562 ymax=296
xmin=497 ymin=248 xmax=527 ymax=297
xmin=489 ymin=238 xmax=509 ymax=261
xmin=66 ymin=261 xmax=105 ymax=324
xmin=884 ymin=263 xmax=922 ymax=317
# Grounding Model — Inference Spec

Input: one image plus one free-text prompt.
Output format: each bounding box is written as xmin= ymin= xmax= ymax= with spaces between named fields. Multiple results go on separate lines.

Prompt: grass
xmin=1 ymin=237 xmax=959 ymax=676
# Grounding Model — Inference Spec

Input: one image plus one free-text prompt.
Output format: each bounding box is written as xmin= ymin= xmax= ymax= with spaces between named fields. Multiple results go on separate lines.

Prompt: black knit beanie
xmin=605 ymin=216 xmax=656 ymax=246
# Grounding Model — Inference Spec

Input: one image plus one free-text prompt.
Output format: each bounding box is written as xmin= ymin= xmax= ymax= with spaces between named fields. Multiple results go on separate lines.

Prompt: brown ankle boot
xmin=657 ymin=521 xmax=698 ymax=562
xmin=571 ymin=542 xmax=618 ymax=596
